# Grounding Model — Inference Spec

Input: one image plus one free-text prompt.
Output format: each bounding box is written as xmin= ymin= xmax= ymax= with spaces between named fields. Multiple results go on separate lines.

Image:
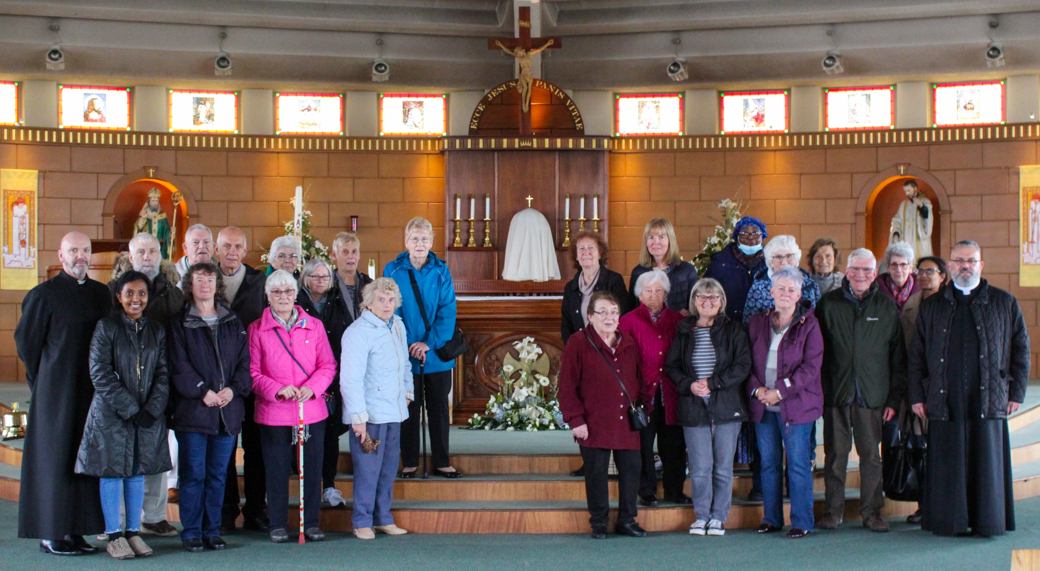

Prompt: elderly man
xmin=216 ymin=226 xmax=268 ymax=533
xmin=15 ymin=232 xmax=111 ymax=555
xmin=814 ymin=248 xmax=906 ymax=533
xmin=909 ymin=240 xmax=1029 ymax=537
xmin=175 ymin=223 xmax=215 ymax=280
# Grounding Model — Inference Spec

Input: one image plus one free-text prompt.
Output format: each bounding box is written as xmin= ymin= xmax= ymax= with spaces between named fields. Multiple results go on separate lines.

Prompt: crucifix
xmin=488 ymin=6 xmax=561 ymax=136
xmin=525 ymin=195 xmax=533 ymax=207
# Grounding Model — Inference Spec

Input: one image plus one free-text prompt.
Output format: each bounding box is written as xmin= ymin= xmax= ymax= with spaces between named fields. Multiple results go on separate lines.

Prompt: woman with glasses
xmin=665 ymin=278 xmax=752 ymax=537
xmin=558 ymin=291 xmax=651 ymax=539
xmin=742 ymin=235 xmax=820 ymax=324
xmin=704 ymin=217 xmax=768 ymax=323
xmin=877 ymin=241 xmax=919 ymax=314
xmin=385 ymin=217 xmax=461 ymax=479
xmin=249 ymin=270 xmax=337 ymax=543
xmin=808 ymin=237 xmax=845 ymax=295
xmin=267 ymin=236 xmax=302 ymax=279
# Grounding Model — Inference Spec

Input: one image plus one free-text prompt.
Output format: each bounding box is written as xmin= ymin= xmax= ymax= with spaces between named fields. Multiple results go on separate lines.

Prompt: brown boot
xmin=863 ymin=513 xmax=890 ymax=532
xmin=817 ymin=513 xmax=843 ymax=530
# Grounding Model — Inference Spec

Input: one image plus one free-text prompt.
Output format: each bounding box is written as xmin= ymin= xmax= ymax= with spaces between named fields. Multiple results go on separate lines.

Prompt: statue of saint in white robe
xmin=502 ymin=208 xmax=561 ymax=282
xmin=890 ymin=195 xmax=934 ymax=259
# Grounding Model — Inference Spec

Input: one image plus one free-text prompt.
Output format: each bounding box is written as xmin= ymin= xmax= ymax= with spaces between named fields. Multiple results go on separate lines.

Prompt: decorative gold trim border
xmin=444 ymin=137 xmax=611 ymax=151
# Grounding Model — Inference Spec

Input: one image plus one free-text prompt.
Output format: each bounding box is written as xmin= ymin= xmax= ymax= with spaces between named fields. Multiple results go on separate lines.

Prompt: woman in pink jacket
xmin=249 ymin=270 xmax=337 ymax=544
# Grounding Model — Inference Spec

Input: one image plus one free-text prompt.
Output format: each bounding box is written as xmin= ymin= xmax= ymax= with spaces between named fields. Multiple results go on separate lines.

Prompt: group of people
xmin=558 ymin=216 xmax=1029 ymax=541
xmin=16 ymin=216 xmax=461 ymax=558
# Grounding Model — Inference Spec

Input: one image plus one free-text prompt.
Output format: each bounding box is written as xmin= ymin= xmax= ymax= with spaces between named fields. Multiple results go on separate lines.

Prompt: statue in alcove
xmin=889 ymin=179 xmax=933 ymax=259
xmin=132 ymin=187 xmax=172 ymax=259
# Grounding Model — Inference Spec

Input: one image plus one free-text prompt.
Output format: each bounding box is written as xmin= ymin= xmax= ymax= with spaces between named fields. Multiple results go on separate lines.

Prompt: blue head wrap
xmin=731 ymin=216 xmax=768 ymax=242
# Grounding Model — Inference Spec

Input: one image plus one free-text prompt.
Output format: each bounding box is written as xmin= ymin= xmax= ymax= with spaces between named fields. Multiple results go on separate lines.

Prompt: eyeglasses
xmin=593 ymin=309 xmax=620 ymax=318
xmin=738 ymin=231 xmax=763 ymax=238
xmin=275 ymin=253 xmax=300 ymax=261
xmin=771 ymin=253 xmax=798 ymax=263
xmin=309 ymin=275 xmax=331 ymax=282
xmin=407 ymin=236 xmax=432 ymax=245
xmin=846 ymin=266 xmax=875 ymax=275
xmin=916 ymin=268 xmax=943 ymax=277
xmin=949 ymin=258 xmax=980 ymax=266
xmin=269 ymin=289 xmax=296 ymax=298
xmin=888 ymin=262 xmax=911 ymax=270
xmin=695 ymin=294 xmax=721 ymax=303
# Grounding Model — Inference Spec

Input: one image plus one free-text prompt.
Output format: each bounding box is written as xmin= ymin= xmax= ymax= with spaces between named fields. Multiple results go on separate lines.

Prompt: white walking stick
xmin=295 ymin=400 xmax=310 ymax=544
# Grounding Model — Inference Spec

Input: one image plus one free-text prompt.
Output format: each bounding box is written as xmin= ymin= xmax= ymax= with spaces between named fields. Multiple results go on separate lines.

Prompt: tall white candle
xmin=579 ymin=194 xmax=585 ymax=218
xmin=470 ymin=195 xmax=476 ymax=219
xmin=593 ymin=195 xmax=599 ymax=219
xmin=293 ymin=185 xmax=304 ymax=232
xmin=485 ymin=194 xmax=491 ymax=218
xmin=455 ymin=194 xmax=461 ymax=219
xmin=368 ymin=259 xmax=376 ymax=278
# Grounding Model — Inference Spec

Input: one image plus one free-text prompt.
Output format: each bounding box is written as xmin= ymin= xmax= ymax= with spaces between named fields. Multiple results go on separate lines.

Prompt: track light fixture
xmin=372 ymin=38 xmax=389 ymax=82
xmin=214 ymin=31 xmax=232 ymax=76
xmin=821 ymin=52 xmax=843 ymax=75
xmin=45 ymin=23 xmax=64 ymax=70
xmin=986 ymin=42 xmax=1005 ymax=68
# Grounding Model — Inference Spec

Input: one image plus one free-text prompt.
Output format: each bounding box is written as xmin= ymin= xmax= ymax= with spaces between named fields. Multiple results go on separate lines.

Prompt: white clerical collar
xmin=954 ymin=281 xmax=979 ymax=295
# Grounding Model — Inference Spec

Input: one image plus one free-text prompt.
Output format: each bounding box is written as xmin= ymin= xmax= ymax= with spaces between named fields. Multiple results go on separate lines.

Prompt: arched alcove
xmin=855 ymin=165 xmax=952 ymax=263
xmin=101 ymin=168 xmax=199 ymax=257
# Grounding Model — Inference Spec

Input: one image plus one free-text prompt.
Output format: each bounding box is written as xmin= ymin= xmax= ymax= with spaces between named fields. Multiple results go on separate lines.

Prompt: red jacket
xmin=618 ymin=304 xmax=683 ymax=425
xmin=558 ymin=328 xmax=649 ymax=451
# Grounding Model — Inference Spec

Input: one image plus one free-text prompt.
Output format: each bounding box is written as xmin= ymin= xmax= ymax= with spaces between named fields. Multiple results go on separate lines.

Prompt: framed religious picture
xmin=379 ymin=94 xmax=447 ymax=136
xmin=824 ymin=86 xmax=895 ymax=131
xmin=615 ymin=94 xmax=683 ymax=136
xmin=0 ymin=169 xmax=38 ymax=290
xmin=1020 ymin=166 xmax=1040 ymax=286
xmin=720 ymin=90 xmax=788 ymax=134
xmin=0 ymin=82 xmax=18 ymax=126
xmin=169 ymin=89 xmax=239 ymax=133
xmin=933 ymin=81 xmax=1004 ymax=127
xmin=276 ymin=92 xmax=343 ymax=135
xmin=58 ymin=85 xmax=131 ymax=130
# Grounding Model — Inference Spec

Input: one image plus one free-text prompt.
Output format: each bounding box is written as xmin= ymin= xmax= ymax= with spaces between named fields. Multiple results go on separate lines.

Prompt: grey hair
xmin=688 ymin=277 xmax=727 ymax=318
xmin=298 ymin=258 xmax=333 ymax=290
xmin=361 ymin=277 xmax=403 ymax=310
xmin=763 ymin=235 xmax=801 ymax=266
xmin=184 ymin=223 xmax=212 ymax=243
xmin=270 ymin=235 xmax=301 ymax=257
xmin=634 ymin=269 xmax=671 ymax=298
xmin=770 ymin=266 xmax=804 ymax=289
xmin=846 ymin=248 xmax=877 ymax=268
xmin=265 ymin=269 xmax=299 ymax=296
xmin=884 ymin=241 xmax=915 ymax=268
xmin=129 ymin=232 xmax=160 ymax=252
xmin=404 ymin=216 xmax=434 ymax=240
xmin=332 ymin=231 xmax=360 ymax=253
xmin=952 ymin=240 xmax=982 ymax=257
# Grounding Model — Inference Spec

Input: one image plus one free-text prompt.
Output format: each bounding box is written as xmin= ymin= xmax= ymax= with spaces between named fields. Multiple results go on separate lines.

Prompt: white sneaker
xmin=323 ymin=487 xmax=345 ymax=507
xmin=707 ymin=519 xmax=725 ymax=536
xmin=689 ymin=519 xmax=708 ymax=535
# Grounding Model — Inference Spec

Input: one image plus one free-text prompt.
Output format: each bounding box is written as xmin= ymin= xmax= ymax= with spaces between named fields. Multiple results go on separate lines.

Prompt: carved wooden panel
xmin=473 ymin=332 xmax=565 ymax=394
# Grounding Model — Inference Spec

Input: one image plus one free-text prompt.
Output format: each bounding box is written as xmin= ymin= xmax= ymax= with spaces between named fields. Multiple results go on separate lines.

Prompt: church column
xmin=790 ymin=86 xmax=822 ymax=132
xmin=569 ymin=90 xmax=612 ymax=136
xmin=684 ymin=89 xmax=718 ymax=135
xmin=21 ymin=81 xmax=57 ymax=128
xmin=449 ymin=91 xmax=484 ymax=136
xmin=895 ymin=82 xmax=932 ymax=128
xmin=345 ymin=92 xmax=378 ymax=136
xmin=133 ymin=86 xmax=168 ymax=132
xmin=1006 ymin=75 xmax=1040 ymax=123
xmin=241 ymin=89 xmax=275 ymax=135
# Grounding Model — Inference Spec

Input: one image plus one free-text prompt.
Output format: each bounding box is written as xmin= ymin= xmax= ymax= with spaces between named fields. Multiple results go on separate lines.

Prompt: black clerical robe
xmin=15 ymin=271 xmax=111 ymax=540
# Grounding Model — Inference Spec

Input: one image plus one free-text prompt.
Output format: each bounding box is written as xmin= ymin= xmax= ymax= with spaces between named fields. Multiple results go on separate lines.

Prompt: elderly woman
xmin=340 ymin=278 xmax=413 ymax=540
xmin=559 ymin=291 xmax=651 ymax=539
xmin=267 ymin=236 xmax=302 ymax=277
xmin=619 ymin=269 xmax=687 ymax=507
xmin=665 ymin=278 xmax=751 ymax=537
xmin=331 ymin=232 xmax=373 ymax=325
xmin=704 ymin=217 xmax=768 ymax=323
xmin=629 ymin=218 xmax=698 ymax=315
xmin=168 ymin=262 xmax=252 ymax=553
xmin=742 ymin=235 xmax=821 ymax=324
xmin=249 ymin=270 xmax=337 ymax=543
xmin=877 ymin=241 xmax=920 ymax=314
xmin=77 ymin=271 xmax=171 ymax=560
xmin=385 ymin=217 xmax=461 ymax=478
xmin=562 ymin=231 xmax=633 ymax=343
xmin=296 ymin=257 xmax=354 ymax=507
xmin=747 ymin=267 xmax=824 ymax=539
xmin=809 ymin=237 xmax=845 ymax=295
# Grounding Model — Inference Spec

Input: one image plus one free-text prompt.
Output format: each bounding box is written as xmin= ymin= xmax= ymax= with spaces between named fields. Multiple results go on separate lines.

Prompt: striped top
xmin=691 ymin=327 xmax=716 ymax=379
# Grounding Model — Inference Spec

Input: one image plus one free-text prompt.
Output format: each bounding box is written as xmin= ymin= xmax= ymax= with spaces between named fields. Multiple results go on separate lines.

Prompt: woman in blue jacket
xmin=384 ymin=217 xmax=461 ymax=478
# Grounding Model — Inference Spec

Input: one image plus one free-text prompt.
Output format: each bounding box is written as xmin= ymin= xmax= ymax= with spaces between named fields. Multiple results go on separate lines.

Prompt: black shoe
xmin=786 ymin=528 xmax=811 ymax=539
xmin=756 ymin=524 xmax=783 ymax=534
xmin=664 ymin=494 xmax=692 ymax=505
xmin=203 ymin=536 xmax=226 ymax=550
xmin=906 ymin=509 xmax=922 ymax=524
xmin=590 ymin=525 xmax=608 ymax=539
xmin=269 ymin=528 xmax=289 ymax=543
xmin=432 ymin=468 xmax=463 ymax=479
xmin=69 ymin=535 xmax=99 ymax=554
xmin=304 ymin=527 xmax=325 ymax=542
xmin=182 ymin=538 xmax=204 ymax=553
xmin=242 ymin=514 xmax=270 ymax=533
xmin=570 ymin=465 xmax=585 ymax=477
xmin=747 ymin=490 xmax=764 ymax=502
xmin=615 ymin=521 xmax=648 ymax=537
xmin=638 ymin=495 xmax=658 ymax=507
xmin=39 ymin=539 xmax=80 ymax=556
xmin=398 ymin=469 xmax=418 ymax=479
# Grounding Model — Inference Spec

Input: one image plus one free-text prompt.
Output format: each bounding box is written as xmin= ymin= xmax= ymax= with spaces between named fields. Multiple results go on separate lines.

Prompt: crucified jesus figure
xmin=495 ymin=39 xmax=555 ymax=113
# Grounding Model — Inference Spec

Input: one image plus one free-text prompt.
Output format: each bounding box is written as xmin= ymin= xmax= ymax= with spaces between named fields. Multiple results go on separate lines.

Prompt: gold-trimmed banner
xmin=0 ymin=169 xmax=38 ymax=290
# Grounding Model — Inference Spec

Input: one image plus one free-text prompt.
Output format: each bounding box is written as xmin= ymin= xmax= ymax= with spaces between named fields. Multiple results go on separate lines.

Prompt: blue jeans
xmin=755 ymin=411 xmax=815 ymax=531
xmin=350 ymin=422 xmax=401 ymax=529
xmin=177 ymin=431 xmax=237 ymax=540
xmin=100 ymin=476 xmax=145 ymax=535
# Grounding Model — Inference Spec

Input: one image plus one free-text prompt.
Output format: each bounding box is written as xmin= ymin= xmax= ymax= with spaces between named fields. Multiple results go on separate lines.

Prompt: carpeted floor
xmin=1 ymin=498 xmax=1039 ymax=570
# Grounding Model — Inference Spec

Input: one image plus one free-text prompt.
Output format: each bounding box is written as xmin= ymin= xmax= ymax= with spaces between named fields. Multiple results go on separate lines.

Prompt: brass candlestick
xmin=483 ymin=217 xmax=492 ymax=247
xmin=592 ymin=216 xmax=600 ymax=233
xmin=562 ymin=217 xmax=572 ymax=247
xmin=467 ymin=216 xmax=477 ymax=247
xmin=578 ymin=216 xmax=586 ymax=232
xmin=453 ymin=216 xmax=462 ymax=247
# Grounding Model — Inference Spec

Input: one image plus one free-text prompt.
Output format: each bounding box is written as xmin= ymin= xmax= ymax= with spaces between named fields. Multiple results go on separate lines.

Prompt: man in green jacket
xmin=815 ymin=248 xmax=907 ymax=533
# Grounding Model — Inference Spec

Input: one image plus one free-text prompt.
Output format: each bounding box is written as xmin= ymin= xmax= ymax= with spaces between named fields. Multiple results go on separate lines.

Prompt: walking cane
xmin=295 ymin=400 xmax=309 ymax=544
xmin=420 ymin=360 xmax=429 ymax=480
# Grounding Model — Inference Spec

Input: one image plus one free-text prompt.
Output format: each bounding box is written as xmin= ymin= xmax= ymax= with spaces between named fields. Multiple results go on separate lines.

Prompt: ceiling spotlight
xmin=214 ymin=52 xmax=232 ymax=76
xmin=667 ymin=59 xmax=688 ymax=82
xmin=986 ymin=42 xmax=1005 ymax=68
xmin=45 ymin=44 xmax=64 ymax=71
xmin=821 ymin=52 xmax=843 ymax=75
xmin=372 ymin=58 xmax=390 ymax=82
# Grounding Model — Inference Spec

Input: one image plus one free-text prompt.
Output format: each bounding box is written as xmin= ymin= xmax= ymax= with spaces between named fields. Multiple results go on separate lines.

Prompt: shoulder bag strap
xmin=584 ymin=330 xmax=636 ymax=407
xmin=273 ymin=327 xmax=313 ymax=378
xmin=408 ymin=269 xmax=432 ymax=333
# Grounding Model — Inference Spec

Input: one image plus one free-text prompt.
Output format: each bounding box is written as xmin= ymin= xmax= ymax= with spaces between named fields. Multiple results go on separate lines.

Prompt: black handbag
xmin=882 ymin=416 xmax=927 ymax=502
xmin=407 ymin=269 xmax=467 ymax=362
xmin=585 ymin=330 xmax=649 ymax=432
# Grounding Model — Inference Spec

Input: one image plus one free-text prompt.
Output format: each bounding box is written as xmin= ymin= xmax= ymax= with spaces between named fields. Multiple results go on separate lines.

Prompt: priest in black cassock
xmin=15 ymin=231 xmax=112 ymax=555
xmin=908 ymin=239 xmax=1030 ymax=537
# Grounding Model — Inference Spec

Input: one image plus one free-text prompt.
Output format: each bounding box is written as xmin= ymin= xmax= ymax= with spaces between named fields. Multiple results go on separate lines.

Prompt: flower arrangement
xmin=467 ymin=337 xmax=568 ymax=432
xmin=260 ymin=209 xmax=331 ymax=267
xmin=692 ymin=198 xmax=744 ymax=276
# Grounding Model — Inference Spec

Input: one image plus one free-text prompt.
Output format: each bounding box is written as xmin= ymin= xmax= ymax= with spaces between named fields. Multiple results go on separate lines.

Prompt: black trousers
xmin=639 ymin=389 xmax=687 ymax=499
xmin=581 ymin=446 xmax=640 ymax=528
xmin=223 ymin=395 xmax=267 ymax=523
xmin=260 ymin=421 xmax=325 ymax=531
xmin=323 ymin=395 xmax=344 ymax=489
xmin=400 ymin=369 xmax=453 ymax=470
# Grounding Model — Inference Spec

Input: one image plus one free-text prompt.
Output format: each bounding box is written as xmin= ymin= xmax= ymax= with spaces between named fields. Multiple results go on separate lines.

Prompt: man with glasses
xmin=815 ymin=248 xmax=906 ymax=533
xmin=215 ymin=226 xmax=269 ymax=534
xmin=908 ymin=240 xmax=1029 ymax=537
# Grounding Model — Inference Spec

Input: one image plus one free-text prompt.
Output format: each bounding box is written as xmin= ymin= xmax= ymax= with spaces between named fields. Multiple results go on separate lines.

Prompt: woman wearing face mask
xmin=704 ymin=217 xmax=768 ymax=324
xmin=742 ymin=235 xmax=821 ymax=324
xmin=808 ymin=238 xmax=845 ymax=296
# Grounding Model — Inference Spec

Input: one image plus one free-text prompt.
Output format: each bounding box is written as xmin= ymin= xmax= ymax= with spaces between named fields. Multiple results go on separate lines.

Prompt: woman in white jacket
xmin=340 ymin=277 xmax=414 ymax=540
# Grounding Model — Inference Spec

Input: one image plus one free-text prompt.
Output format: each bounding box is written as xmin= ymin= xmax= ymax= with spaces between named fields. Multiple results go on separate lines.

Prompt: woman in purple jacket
xmin=747 ymin=267 xmax=824 ymax=539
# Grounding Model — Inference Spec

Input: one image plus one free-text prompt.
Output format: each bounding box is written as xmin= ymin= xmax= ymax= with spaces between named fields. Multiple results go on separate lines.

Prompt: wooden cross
xmin=488 ymin=6 xmax=562 ymax=136
xmin=526 ymin=195 xmax=533 ymax=207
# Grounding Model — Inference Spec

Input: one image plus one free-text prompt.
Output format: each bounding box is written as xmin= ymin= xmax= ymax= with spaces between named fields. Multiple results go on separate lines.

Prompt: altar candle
xmin=470 ymin=195 xmax=476 ymax=220
xmin=593 ymin=195 xmax=599 ymax=219
xmin=565 ymin=194 xmax=570 ymax=218
xmin=485 ymin=193 xmax=491 ymax=218
xmin=293 ymin=185 xmax=303 ymax=231
xmin=368 ymin=259 xmax=376 ymax=278
xmin=580 ymin=194 xmax=585 ymax=218
xmin=455 ymin=194 xmax=461 ymax=219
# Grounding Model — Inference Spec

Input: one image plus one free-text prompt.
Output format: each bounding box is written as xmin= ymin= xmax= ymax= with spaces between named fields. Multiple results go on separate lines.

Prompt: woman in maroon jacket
xmin=558 ymin=290 xmax=651 ymax=540
xmin=747 ymin=267 xmax=824 ymax=539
